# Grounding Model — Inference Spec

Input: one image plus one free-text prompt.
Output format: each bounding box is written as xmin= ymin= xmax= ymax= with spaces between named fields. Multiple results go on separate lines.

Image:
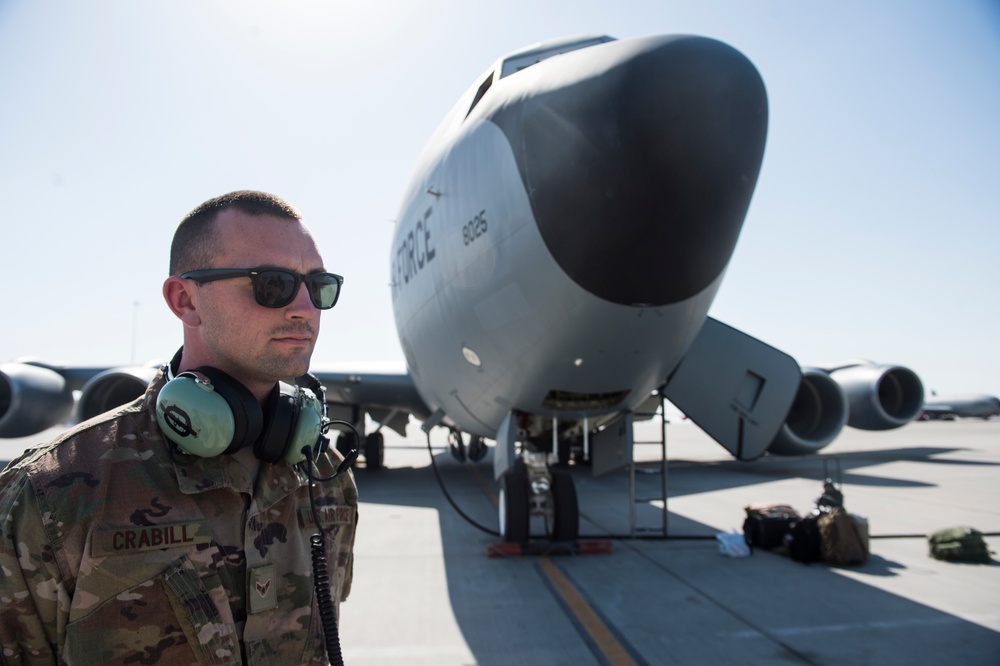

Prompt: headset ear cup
xmin=255 ymin=383 xmax=326 ymax=465
xmin=156 ymin=375 xmax=237 ymax=457
xmin=256 ymin=384 xmax=298 ymax=464
xmin=193 ymin=367 xmax=263 ymax=454
xmin=156 ymin=368 xmax=262 ymax=457
xmin=285 ymin=389 xmax=324 ymax=464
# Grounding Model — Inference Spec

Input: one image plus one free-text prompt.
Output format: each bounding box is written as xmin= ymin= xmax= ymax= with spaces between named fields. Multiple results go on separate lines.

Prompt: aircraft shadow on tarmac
xmin=349 ymin=440 xmax=1000 ymax=548
xmin=352 ymin=443 xmax=1000 ymax=511
xmin=349 ymin=446 xmax=999 ymax=665
xmin=659 ymin=445 xmax=1000 ymax=492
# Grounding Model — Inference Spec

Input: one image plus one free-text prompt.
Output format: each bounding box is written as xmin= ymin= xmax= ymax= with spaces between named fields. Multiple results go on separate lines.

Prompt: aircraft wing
xmin=0 ymin=358 xmax=433 ymax=443
xmin=309 ymin=364 xmax=432 ymax=438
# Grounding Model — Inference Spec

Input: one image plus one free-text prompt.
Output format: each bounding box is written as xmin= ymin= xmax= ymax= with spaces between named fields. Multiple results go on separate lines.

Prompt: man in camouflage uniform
xmin=0 ymin=191 xmax=358 ymax=665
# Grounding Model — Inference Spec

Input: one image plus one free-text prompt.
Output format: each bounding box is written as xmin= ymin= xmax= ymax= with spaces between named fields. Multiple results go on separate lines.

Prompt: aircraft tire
xmin=499 ymin=461 xmax=530 ymax=543
xmin=365 ymin=432 xmax=384 ymax=471
xmin=448 ymin=430 xmax=466 ymax=462
xmin=336 ymin=431 xmax=358 ymax=458
xmin=550 ymin=471 xmax=579 ymax=542
xmin=554 ymin=436 xmax=571 ymax=467
xmin=467 ymin=435 xmax=488 ymax=462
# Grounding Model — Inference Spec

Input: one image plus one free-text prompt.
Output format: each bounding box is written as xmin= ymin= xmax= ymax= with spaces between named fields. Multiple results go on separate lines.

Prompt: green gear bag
xmin=928 ymin=526 xmax=995 ymax=563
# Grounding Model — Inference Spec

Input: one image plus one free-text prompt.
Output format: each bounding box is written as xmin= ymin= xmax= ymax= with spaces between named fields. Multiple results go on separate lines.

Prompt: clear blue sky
xmin=1 ymin=0 xmax=998 ymax=398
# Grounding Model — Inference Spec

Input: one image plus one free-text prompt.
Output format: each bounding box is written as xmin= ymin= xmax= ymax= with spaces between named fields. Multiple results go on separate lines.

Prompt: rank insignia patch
xmin=250 ymin=564 xmax=278 ymax=613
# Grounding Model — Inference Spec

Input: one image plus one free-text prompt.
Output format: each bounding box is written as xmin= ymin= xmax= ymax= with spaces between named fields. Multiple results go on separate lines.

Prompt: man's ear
xmin=163 ymin=276 xmax=201 ymax=326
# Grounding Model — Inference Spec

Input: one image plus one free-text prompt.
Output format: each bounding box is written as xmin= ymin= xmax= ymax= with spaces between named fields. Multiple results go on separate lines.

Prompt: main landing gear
xmin=499 ymin=451 xmax=579 ymax=543
xmin=447 ymin=430 xmax=489 ymax=463
xmin=335 ymin=430 xmax=384 ymax=470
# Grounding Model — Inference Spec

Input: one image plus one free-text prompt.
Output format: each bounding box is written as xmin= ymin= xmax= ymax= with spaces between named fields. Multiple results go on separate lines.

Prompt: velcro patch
xmin=250 ymin=564 xmax=278 ymax=614
xmin=299 ymin=505 xmax=353 ymax=528
xmin=92 ymin=521 xmax=212 ymax=556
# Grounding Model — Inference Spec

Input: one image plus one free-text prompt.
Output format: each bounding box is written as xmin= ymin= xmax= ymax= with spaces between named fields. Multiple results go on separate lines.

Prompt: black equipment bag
xmin=786 ymin=514 xmax=823 ymax=564
xmin=743 ymin=503 xmax=800 ymax=551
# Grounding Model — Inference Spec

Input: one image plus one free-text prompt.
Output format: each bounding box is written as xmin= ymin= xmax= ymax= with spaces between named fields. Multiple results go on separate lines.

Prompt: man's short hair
xmin=169 ymin=190 xmax=303 ymax=275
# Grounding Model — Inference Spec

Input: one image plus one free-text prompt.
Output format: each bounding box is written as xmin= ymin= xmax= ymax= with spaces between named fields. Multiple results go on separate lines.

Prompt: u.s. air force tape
xmin=298 ymin=506 xmax=353 ymax=528
xmin=92 ymin=521 xmax=212 ymax=556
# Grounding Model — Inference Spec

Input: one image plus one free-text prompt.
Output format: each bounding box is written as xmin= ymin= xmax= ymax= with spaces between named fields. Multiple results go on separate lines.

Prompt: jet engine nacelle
xmin=77 ymin=367 xmax=158 ymax=422
xmin=0 ymin=362 xmax=75 ymax=437
xmin=767 ymin=368 xmax=848 ymax=456
xmin=767 ymin=361 xmax=924 ymax=456
xmin=829 ymin=362 xmax=924 ymax=430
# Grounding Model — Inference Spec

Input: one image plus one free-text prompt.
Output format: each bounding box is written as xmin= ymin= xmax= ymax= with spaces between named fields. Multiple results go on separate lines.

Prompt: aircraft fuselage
xmin=390 ymin=35 xmax=768 ymax=438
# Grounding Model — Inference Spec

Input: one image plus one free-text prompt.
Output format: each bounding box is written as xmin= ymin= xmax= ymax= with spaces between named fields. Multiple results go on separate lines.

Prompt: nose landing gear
xmin=498 ymin=451 xmax=579 ymax=543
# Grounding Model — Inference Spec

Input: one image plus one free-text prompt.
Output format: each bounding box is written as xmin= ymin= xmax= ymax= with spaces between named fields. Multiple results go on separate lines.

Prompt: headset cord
xmin=310 ymin=533 xmax=344 ymax=666
xmin=304 ymin=440 xmax=358 ymax=666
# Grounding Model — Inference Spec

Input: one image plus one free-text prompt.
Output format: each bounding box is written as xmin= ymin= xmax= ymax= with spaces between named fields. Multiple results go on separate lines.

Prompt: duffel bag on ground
xmin=928 ymin=526 xmax=995 ymax=563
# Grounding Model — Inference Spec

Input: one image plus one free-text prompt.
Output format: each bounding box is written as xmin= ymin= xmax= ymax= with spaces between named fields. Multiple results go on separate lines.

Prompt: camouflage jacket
xmin=0 ymin=369 xmax=358 ymax=665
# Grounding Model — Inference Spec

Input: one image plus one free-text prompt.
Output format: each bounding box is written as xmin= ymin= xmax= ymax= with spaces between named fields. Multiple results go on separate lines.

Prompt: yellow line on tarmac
xmin=465 ymin=461 xmax=498 ymax=504
xmin=537 ymin=557 xmax=637 ymax=666
xmin=466 ymin=462 xmax=636 ymax=664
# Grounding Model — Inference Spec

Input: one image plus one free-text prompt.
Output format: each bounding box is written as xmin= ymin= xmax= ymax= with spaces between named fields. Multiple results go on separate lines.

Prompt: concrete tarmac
xmin=2 ymin=419 xmax=998 ymax=664
xmin=337 ymin=419 xmax=999 ymax=665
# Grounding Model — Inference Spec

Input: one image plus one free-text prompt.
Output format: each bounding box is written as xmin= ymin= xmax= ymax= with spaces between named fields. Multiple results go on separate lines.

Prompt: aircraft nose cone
xmin=492 ymin=35 xmax=768 ymax=306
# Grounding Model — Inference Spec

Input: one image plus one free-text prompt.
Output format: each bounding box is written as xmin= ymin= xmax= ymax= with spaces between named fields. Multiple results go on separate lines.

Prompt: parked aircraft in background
xmin=0 ymin=34 xmax=925 ymax=543
xmin=918 ymin=392 xmax=1000 ymax=420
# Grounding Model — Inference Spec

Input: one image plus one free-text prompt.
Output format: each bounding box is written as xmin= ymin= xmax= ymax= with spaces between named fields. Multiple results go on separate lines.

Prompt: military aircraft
xmin=0 ymin=34 xmax=925 ymax=543
xmin=918 ymin=392 xmax=1000 ymax=420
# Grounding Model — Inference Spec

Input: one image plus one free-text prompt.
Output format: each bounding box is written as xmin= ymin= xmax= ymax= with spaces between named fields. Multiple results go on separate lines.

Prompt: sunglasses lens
xmin=254 ymin=270 xmax=298 ymax=307
xmin=249 ymin=270 xmax=340 ymax=309
xmin=307 ymin=274 xmax=341 ymax=309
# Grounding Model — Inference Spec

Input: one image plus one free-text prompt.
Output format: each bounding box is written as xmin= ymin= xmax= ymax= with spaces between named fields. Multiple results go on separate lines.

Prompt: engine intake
xmin=0 ymin=363 xmax=75 ymax=438
xmin=829 ymin=363 xmax=924 ymax=430
xmin=767 ymin=361 xmax=923 ymax=456
xmin=768 ymin=368 xmax=848 ymax=456
xmin=77 ymin=367 xmax=158 ymax=422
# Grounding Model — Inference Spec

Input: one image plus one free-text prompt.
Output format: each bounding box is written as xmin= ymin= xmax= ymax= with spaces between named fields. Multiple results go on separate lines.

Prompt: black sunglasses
xmin=181 ymin=268 xmax=344 ymax=310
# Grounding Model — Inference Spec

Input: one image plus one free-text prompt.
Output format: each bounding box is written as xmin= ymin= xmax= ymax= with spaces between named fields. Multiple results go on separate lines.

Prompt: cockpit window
xmin=465 ymin=35 xmax=615 ymax=118
xmin=466 ymin=72 xmax=494 ymax=118
xmin=499 ymin=35 xmax=614 ymax=79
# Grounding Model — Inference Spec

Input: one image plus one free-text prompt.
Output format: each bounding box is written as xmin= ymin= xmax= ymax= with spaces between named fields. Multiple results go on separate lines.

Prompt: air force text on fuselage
xmin=391 ymin=206 xmax=492 ymax=296
xmin=392 ymin=206 xmax=436 ymax=295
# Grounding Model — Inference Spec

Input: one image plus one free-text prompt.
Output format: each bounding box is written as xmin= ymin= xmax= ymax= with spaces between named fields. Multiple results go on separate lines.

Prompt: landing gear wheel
xmin=554 ymin=436 xmax=571 ymax=467
xmin=365 ymin=432 xmax=384 ymax=471
xmin=499 ymin=461 xmax=530 ymax=543
xmin=467 ymin=435 xmax=488 ymax=462
xmin=448 ymin=430 xmax=466 ymax=462
xmin=336 ymin=431 xmax=358 ymax=459
xmin=548 ymin=471 xmax=579 ymax=542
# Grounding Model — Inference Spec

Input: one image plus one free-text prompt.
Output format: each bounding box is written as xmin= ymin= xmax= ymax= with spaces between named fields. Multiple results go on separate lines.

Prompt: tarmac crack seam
xmin=723 ymin=614 xmax=977 ymax=639
xmin=624 ymin=542 xmax=819 ymax=665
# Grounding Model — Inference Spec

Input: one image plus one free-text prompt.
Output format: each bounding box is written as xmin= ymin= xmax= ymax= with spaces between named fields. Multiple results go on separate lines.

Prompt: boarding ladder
xmin=629 ymin=391 xmax=669 ymax=537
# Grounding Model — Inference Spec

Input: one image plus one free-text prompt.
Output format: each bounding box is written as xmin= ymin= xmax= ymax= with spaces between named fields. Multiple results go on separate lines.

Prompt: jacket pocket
xmin=64 ymin=556 xmax=241 ymax=666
